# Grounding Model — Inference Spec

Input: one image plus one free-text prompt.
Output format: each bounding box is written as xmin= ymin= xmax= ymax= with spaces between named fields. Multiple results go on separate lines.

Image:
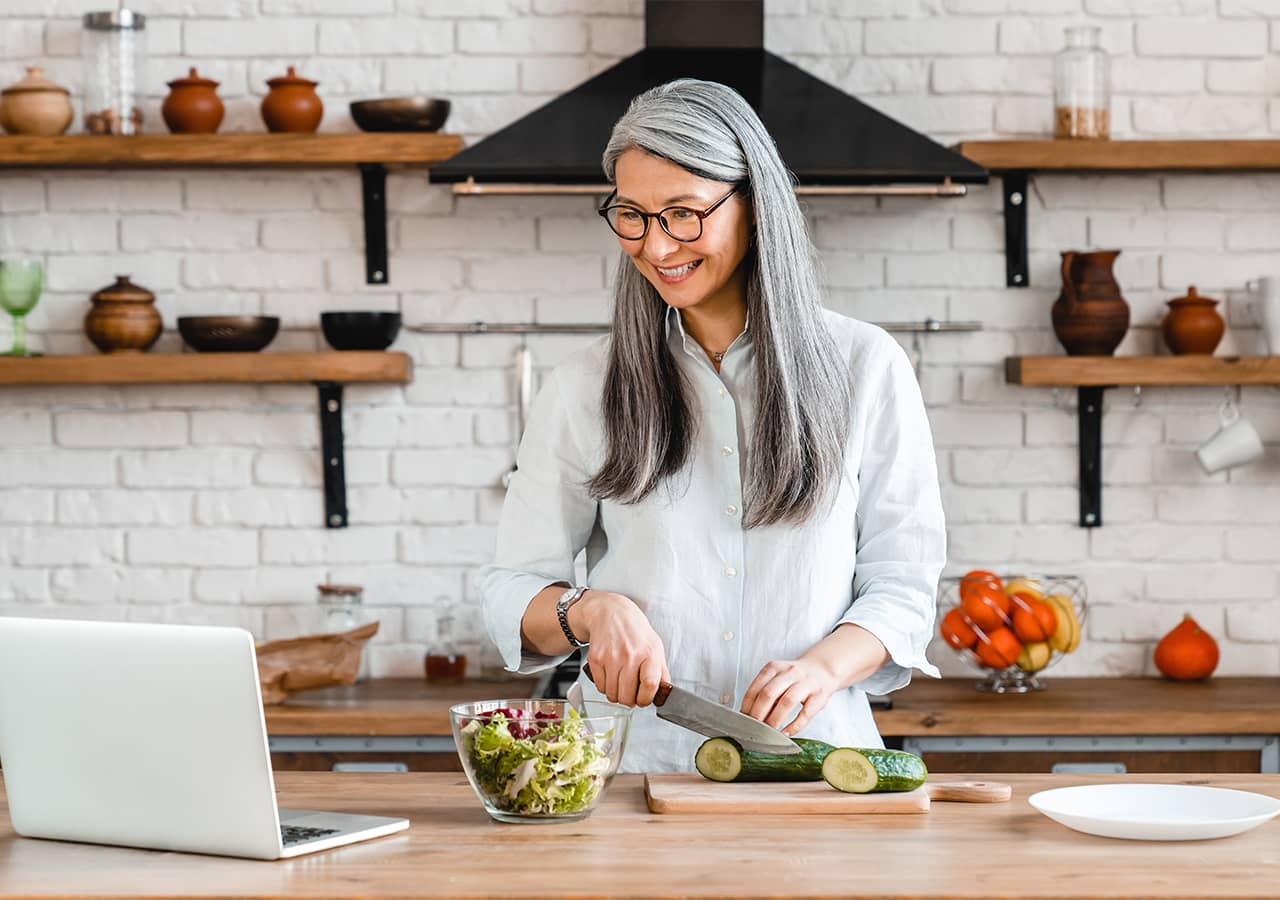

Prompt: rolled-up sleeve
xmin=835 ymin=338 xmax=946 ymax=695
xmin=474 ymin=366 xmax=599 ymax=674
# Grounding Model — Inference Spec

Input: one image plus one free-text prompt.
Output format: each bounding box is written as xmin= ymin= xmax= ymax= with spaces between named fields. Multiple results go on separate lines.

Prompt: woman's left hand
xmin=740 ymin=658 xmax=839 ymax=737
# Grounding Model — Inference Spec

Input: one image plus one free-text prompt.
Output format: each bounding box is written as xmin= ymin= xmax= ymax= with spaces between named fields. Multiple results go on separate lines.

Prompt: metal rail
xmin=408 ymin=318 xmax=983 ymax=336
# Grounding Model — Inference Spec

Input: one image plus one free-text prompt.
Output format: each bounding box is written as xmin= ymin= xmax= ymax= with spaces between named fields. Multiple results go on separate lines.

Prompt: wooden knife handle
xmin=925 ymin=781 xmax=1011 ymax=803
xmin=580 ymin=663 xmax=672 ymax=707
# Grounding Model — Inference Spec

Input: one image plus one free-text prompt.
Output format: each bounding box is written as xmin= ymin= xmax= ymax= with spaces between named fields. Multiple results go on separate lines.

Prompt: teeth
xmin=658 ymin=260 xmax=699 ymax=277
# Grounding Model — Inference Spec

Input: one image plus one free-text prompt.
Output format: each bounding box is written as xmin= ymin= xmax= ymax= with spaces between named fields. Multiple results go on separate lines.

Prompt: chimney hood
xmin=429 ymin=0 xmax=988 ymax=196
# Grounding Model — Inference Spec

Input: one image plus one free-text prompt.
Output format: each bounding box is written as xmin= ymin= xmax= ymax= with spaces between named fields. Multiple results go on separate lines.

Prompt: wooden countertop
xmin=3 ymin=772 xmax=1278 ymax=898
xmin=875 ymin=676 xmax=1280 ymax=736
xmin=264 ymin=677 xmax=540 ymax=736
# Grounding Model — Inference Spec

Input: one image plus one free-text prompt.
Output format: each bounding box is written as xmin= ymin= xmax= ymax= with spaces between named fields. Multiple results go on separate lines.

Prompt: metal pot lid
xmin=83 ymin=9 xmax=145 ymax=29
xmin=2 ymin=66 xmax=70 ymax=96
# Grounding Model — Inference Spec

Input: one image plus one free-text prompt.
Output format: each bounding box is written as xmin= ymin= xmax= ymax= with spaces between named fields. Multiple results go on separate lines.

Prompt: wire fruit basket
xmin=938 ymin=572 xmax=1087 ymax=693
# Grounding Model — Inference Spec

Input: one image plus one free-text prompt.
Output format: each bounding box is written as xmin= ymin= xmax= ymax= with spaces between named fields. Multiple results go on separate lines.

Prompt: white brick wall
xmin=1 ymin=1 xmax=1279 ymax=677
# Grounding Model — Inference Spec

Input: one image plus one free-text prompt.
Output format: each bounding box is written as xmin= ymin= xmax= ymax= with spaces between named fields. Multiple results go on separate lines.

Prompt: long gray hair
xmin=588 ymin=78 xmax=850 ymax=529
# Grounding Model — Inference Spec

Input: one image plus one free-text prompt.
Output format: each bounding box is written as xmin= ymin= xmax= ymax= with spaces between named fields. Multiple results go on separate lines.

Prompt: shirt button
xmin=723 ymin=631 xmax=734 ymax=641
xmin=724 ymin=566 xmax=736 ymax=578
xmin=719 ymin=692 xmax=732 ymax=705
xmin=718 ymin=388 xmax=726 ymax=398
xmin=725 ymin=505 xmax=737 ymax=516
xmin=721 ymin=446 xmax=734 ymax=456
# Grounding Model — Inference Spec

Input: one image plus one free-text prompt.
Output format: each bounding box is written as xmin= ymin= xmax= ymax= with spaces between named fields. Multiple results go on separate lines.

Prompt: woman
xmin=477 ymin=78 xmax=944 ymax=773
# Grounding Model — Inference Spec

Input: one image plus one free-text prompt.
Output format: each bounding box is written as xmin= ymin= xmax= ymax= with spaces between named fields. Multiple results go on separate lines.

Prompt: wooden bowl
xmin=349 ymin=97 xmax=450 ymax=132
xmin=178 ymin=315 xmax=280 ymax=352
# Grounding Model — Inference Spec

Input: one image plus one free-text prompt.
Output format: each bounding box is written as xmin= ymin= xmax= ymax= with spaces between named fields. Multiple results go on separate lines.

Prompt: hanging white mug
xmin=1196 ymin=398 xmax=1264 ymax=475
xmin=1245 ymin=276 xmax=1280 ymax=355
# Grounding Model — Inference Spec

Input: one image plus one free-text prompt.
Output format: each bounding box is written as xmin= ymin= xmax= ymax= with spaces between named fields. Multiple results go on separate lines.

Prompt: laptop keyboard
xmin=281 ymin=824 xmax=341 ymax=846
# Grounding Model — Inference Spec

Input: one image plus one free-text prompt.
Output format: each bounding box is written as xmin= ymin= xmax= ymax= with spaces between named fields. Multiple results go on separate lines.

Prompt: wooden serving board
xmin=644 ymin=774 xmax=1010 ymax=815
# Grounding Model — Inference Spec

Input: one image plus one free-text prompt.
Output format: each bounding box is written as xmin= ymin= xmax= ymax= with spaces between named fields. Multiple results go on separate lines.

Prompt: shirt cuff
xmin=835 ymin=608 xmax=942 ymax=695
xmin=478 ymin=570 xmax=573 ymax=675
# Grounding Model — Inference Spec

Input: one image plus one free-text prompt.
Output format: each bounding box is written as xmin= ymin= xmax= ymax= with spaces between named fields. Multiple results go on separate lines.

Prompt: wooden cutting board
xmin=644 ymin=774 xmax=1010 ymax=815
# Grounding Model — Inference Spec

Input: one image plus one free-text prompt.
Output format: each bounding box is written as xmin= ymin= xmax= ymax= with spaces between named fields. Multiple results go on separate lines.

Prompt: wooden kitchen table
xmin=2 ymin=772 xmax=1278 ymax=898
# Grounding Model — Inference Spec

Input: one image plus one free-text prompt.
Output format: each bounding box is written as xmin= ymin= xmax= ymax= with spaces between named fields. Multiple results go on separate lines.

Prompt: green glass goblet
xmin=0 ymin=257 xmax=44 ymax=357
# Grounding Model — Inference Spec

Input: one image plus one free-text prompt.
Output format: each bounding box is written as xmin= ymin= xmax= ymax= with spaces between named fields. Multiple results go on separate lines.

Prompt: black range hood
xmin=430 ymin=0 xmax=987 ymax=195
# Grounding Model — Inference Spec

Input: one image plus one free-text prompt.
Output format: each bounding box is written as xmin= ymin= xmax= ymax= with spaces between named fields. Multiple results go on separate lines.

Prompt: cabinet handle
xmin=1052 ymin=762 xmax=1126 ymax=774
xmin=332 ymin=762 xmax=409 ymax=773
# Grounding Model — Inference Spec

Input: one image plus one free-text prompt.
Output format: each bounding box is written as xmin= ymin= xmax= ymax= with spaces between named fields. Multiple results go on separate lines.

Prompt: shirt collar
xmin=663 ymin=305 xmax=750 ymax=358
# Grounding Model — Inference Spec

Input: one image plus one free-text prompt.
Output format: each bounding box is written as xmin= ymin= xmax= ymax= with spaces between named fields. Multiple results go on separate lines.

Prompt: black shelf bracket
xmin=359 ymin=163 xmax=388 ymax=285
xmin=1077 ymin=386 xmax=1105 ymax=528
xmin=1002 ymin=171 xmax=1029 ymax=288
xmin=316 ymin=381 xmax=348 ymax=529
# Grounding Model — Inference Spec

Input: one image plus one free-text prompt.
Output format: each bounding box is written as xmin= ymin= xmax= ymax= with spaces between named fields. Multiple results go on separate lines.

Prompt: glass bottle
xmin=82 ymin=9 xmax=145 ymax=135
xmin=425 ymin=612 xmax=467 ymax=684
xmin=315 ymin=584 xmax=370 ymax=681
xmin=1054 ymin=25 xmax=1110 ymax=140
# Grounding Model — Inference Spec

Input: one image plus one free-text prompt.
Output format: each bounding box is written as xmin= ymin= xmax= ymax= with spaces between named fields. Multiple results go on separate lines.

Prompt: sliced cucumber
xmin=821 ymin=747 xmax=928 ymax=793
xmin=694 ymin=737 xmax=836 ymax=783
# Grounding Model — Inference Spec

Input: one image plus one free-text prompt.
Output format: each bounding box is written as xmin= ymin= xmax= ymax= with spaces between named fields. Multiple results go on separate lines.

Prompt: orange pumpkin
xmin=1153 ymin=614 xmax=1219 ymax=681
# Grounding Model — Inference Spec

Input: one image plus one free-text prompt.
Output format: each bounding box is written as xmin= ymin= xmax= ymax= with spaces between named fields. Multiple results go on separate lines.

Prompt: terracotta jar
xmin=85 ymin=275 xmax=162 ymax=354
xmin=1162 ymin=286 xmax=1224 ymax=355
xmin=1052 ymin=250 xmax=1130 ymax=356
xmin=0 ymin=66 xmax=74 ymax=136
xmin=261 ymin=66 xmax=323 ymax=133
xmin=161 ymin=67 xmax=224 ymax=134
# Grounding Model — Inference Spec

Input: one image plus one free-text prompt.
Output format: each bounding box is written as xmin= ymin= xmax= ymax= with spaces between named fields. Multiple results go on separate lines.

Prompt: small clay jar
xmin=85 ymin=275 xmax=162 ymax=354
xmin=1162 ymin=285 xmax=1225 ymax=355
xmin=261 ymin=66 xmax=323 ymax=133
xmin=161 ymin=67 xmax=224 ymax=134
xmin=0 ymin=66 xmax=74 ymax=136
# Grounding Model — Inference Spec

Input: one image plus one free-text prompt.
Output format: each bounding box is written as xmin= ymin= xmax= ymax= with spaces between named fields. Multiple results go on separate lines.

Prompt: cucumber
xmin=821 ymin=747 xmax=928 ymax=794
xmin=694 ymin=737 xmax=836 ymax=782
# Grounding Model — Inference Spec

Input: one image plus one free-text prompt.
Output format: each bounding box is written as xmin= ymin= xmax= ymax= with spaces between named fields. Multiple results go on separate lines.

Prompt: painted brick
xmin=467 ymin=254 xmax=602 ymax=291
xmin=328 ymin=255 xmax=464 ymax=292
xmin=931 ymin=57 xmax=1052 ymax=94
xmin=1225 ymin=603 xmax=1280 ymax=641
xmin=56 ymin=411 xmax=187 ymax=448
xmin=0 ymin=213 xmax=117 ymax=254
xmin=1136 ymin=19 xmax=1267 ymax=57
xmin=400 ymin=216 xmax=536 ymax=251
xmin=588 ymin=15 xmax=643 ymax=56
xmin=459 ymin=17 xmax=587 ymax=54
xmin=1146 ymin=564 xmax=1277 ymax=600
xmin=0 ymin=177 xmax=43 ymax=213
xmin=58 ymin=490 xmax=192 ymax=527
xmin=184 ymin=253 xmax=325 ymax=291
xmin=126 ymin=528 xmax=257 ymax=566
xmin=0 ymin=568 xmax=49 ymax=602
xmin=1112 ymin=58 xmax=1206 ymax=95
xmin=1024 ymin=486 xmax=1156 ymax=524
xmin=1089 ymin=524 xmax=1225 ymax=561
xmin=185 ymin=176 xmax=315 ymax=211
xmin=261 ymin=527 xmax=398 ymax=565
xmin=1086 ymin=0 xmax=1212 ymax=12
xmin=998 ymin=18 xmax=1131 ymax=55
xmin=1225 ymin=527 xmax=1280 ymax=561
xmin=193 ymin=566 xmax=325 ymax=605
xmin=385 ymin=56 xmax=518 ymax=93
xmin=392 ymin=448 xmax=513 ymax=487
xmin=0 ymin=451 xmax=115 ymax=487
xmin=1086 ymin=603 xmax=1223 ymax=643
xmin=14 ymin=527 xmax=122 ymax=566
xmin=195 ymin=489 xmax=321 ymax=527
xmin=121 ymin=450 xmax=253 ymax=488
xmin=1132 ymin=98 xmax=1266 ymax=135
xmin=0 ymin=410 xmax=51 ymax=445
xmin=0 ymin=489 xmax=55 ymax=525
xmin=953 ymin=448 xmax=1076 ymax=485
xmin=400 ymin=525 xmax=497 ymax=564
xmin=184 ymin=19 xmax=316 ymax=56
xmin=770 ymin=16 xmax=860 ymax=54
xmin=318 ymin=17 xmax=453 ymax=54
xmin=940 ymin=486 xmax=1022 ymax=523
xmin=866 ymin=18 xmax=996 ymax=55
xmin=190 ymin=412 xmax=316 ymax=448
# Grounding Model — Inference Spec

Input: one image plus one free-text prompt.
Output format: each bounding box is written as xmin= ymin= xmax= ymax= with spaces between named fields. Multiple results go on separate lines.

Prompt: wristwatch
xmin=556 ymin=586 xmax=590 ymax=648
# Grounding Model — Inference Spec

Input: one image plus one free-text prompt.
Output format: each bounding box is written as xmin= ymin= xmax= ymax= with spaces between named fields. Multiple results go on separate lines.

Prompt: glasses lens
xmin=605 ymin=207 xmax=646 ymax=239
xmin=661 ymin=208 xmax=702 ymax=242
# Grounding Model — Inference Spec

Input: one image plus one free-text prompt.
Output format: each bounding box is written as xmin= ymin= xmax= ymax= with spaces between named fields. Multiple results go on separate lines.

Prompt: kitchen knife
xmin=582 ymin=663 xmax=801 ymax=755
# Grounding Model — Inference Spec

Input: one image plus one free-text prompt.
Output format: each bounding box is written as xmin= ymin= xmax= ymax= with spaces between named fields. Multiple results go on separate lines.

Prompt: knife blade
xmin=582 ymin=664 xmax=801 ymax=755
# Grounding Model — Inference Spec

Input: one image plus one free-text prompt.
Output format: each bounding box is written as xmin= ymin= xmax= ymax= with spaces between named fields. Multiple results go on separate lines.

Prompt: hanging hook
xmin=1131 ymin=385 xmax=1143 ymax=408
xmin=910 ymin=331 xmax=924 ymax=380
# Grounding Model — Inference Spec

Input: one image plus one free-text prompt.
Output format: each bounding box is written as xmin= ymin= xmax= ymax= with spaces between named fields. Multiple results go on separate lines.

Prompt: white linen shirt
xmin=476 ymin=306 xmax=945 ymax=774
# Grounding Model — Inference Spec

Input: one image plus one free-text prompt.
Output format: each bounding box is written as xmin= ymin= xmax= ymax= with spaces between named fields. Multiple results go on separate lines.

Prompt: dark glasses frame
xmin=597 ymin=186 xmax=740 ymax=243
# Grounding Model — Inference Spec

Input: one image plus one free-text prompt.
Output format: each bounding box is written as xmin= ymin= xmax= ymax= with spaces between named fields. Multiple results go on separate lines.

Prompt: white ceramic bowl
xmin=1029 ymin=783 xmax=1280 ymax=841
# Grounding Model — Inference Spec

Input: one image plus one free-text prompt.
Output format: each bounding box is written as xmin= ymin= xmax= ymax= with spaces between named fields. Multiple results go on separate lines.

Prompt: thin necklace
xmin=711 ymin=350 xmax=724 ymax=363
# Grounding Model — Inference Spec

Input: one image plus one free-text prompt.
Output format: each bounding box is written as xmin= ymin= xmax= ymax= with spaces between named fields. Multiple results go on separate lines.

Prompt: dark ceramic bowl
xmin=178 ymin=315 xmax=279 ymax=352
xmin=320 ymin=312 xmax=402 ymax=351
xmin=349 ymin=97 xmax=451 ymax=133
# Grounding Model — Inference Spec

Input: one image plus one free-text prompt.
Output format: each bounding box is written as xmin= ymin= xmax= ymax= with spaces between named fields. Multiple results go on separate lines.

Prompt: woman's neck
xmin=678 ymin=287 xmax=748 ymax=361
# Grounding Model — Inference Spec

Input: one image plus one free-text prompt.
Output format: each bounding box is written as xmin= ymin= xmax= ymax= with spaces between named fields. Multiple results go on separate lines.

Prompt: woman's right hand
xmin=576 ymin=589 xmax=670 ymax=708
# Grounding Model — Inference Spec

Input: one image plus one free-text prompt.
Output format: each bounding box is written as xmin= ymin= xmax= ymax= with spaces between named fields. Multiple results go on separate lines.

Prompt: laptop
xmin=0 ymin=617 xmax=409 ymax=859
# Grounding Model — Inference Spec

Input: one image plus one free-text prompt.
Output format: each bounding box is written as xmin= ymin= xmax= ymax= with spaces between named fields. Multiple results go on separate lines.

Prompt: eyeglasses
xmin=598 ymin=186 xmax=739 ymax=243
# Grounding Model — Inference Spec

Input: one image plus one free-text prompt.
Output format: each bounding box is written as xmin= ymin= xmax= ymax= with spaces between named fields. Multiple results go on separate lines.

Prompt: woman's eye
xmin=668 ymin=208 xmax=694 ymax=221
xmin=618 ymin=210 xmax=642 ymax=223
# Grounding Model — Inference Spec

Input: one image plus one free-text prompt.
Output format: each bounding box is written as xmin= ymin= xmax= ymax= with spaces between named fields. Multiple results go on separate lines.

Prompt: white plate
xmin=1029 ymin=783 xmax=1280 ymax=841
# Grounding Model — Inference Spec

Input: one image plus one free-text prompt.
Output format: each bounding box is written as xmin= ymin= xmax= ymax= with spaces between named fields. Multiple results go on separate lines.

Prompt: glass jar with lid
xmin=424 ymin=605 xmax=467 ymax=684
xmin=315 ymin=583 xmax=371 ymax=681
xmin=82 ymin=9 xmax=145 ymax=135
xmin=1054 ymin=25 xmax=1110 ymax=140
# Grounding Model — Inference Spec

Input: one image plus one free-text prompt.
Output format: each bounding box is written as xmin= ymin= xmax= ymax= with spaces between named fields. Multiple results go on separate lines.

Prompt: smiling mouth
xmin=654 ymin=259 xmax=702 ymax=283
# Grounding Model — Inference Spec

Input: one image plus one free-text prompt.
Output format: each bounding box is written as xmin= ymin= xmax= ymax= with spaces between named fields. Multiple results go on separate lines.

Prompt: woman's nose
xmin=641 ymin=220 xmax=681 ymax=259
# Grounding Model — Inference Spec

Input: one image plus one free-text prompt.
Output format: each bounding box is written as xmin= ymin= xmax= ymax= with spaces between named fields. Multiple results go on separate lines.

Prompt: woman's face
xmin=611 ymin=148 xmax=751 ymax=314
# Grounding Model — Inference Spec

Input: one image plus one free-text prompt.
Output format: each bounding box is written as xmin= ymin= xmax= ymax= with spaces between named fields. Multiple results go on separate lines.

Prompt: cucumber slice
xmin=694 ymin=737 xmax=835 ymax=783
xmin=822 ymin=748 xmax=928 ymax=794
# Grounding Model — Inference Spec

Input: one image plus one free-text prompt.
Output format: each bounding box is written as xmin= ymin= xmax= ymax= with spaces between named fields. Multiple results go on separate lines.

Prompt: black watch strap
xmin=556 ymin=586 xmax=589 ymax=648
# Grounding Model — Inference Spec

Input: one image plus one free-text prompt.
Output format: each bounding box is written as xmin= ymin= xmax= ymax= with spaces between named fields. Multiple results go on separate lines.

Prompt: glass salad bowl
xmin=450 ymin=698 xmax=632 ymax=824
xmin=937 ymin=572 xmax=1088 ymax=693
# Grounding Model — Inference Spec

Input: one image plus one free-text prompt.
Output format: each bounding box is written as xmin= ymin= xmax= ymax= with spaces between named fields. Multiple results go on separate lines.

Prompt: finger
xmin=764 ymin=682 xmax=811 ymax=731
xmin=605 ymin=660 xmax=622 ymax=704
xmin=636 ymin=655 xmax=663 ymax=707
xmin=615 ymin=657 xmax=641 ymax=707
xmin=782 ymin=692 xmax=827 ymax=737
xmin=745 ymin=671 xmax=794 ymax=723
xmin=740 ymin=662 xmax=780 ymax=714
xmin=585 ymin=656 xmax=606 ymax=695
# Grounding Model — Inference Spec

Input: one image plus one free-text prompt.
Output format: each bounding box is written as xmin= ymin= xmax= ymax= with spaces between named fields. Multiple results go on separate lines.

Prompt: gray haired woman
xmin=477 ymin=78 xmax=945 ymax=773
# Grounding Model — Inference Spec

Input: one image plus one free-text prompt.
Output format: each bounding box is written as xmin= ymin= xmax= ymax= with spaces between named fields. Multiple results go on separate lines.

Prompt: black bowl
xmin=349 ymin=97 xmax=451 ymax=133
xmin=320 ymin=312 xmax=402 ymax=351
xmin=178 ymin=315 xmax=279 ymax=352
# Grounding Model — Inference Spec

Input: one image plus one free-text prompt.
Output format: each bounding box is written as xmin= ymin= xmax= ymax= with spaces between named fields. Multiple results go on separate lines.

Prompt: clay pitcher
xmin=1052 ymin=250 xmax=1130 ymax=356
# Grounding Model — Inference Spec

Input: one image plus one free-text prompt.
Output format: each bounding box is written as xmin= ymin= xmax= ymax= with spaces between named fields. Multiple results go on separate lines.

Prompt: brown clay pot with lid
xmin=0 ymin=66 xmax=74 ymax=136
xmin=161 ymin=67 xmax=224 ymax=134
xmin=85 ymin=275 xmax=162 ymax=354
xmin=261 ymin=66 xmax=323 ymax=133
xmin=1162 ymin=286 xmax=1225 ymax=355
xmin=1052 ymin=249 xmax=1131 ymax=356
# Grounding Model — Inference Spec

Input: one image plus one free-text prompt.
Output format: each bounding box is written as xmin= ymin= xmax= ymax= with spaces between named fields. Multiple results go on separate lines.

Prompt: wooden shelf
xmin=956 ymin=139 xmax=1280 ymax=173
xmin=1006 ymin=355 xmax=1280 ymax=387
xmin=0 ymin=351 xmax=411 ymax=386
xmin=0 ymin=133 xmax=462 ymax=169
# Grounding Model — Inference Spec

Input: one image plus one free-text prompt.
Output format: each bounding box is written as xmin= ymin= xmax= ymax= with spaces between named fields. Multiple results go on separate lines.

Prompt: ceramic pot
xmin=161 ymin=67 xmax=224 ymax=134
xmin=0 ymin=66 xmax=73 ymax=136
xmin=85 ymin=275 xmax=162 ymax=354
xmin=1051 ymin=249 xmax=1130 ymax=356
xmin=1162 ymin=286 xmax=1224 ymax=355
xmin=261 ymin=66 xmax=323 ymax=133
